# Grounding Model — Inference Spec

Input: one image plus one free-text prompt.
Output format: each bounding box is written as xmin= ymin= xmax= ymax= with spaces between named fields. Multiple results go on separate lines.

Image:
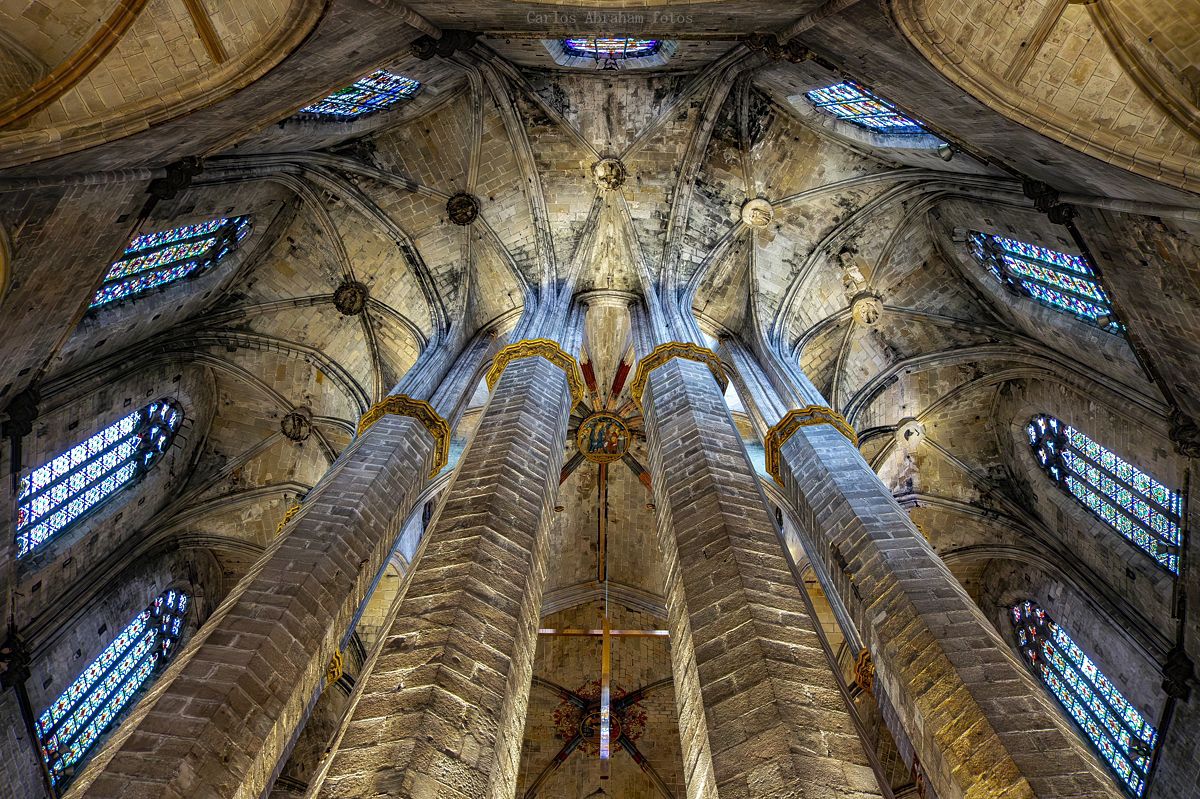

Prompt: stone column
xmin=313 ymin=339 xmax=583 ymax=799
xmin=631 ymin=335 xmax=881 ymax=799
xmin=69 ymin=338 xmax=489 ymax=799
xmin=736 ymin=336 xmax=1122 ymax=798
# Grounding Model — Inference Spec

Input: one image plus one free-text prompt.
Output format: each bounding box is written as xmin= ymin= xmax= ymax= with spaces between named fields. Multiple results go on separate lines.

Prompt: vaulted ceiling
xmin=1 ymin=1 xmax=1199 ymax=796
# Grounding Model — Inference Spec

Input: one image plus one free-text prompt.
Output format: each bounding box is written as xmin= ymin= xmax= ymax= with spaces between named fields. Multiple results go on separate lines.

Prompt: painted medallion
xmin=576 ymin=412 xmax=631 ymax=463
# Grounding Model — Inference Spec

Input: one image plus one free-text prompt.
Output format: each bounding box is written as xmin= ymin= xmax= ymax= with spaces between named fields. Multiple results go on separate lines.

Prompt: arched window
xmin=299 ymin=70 xmax=421 ymax=119
xmin=1011 ymin=601 xmax=1155 ymax=795
xmin=562 ymin=38 xmax=660 ymax=60
xmin=804 ymin=82 xmax=926 ymax=134
xmin=92 ymin=217 xmax=251 ymax=307
xmin=1027 ymin=414 xmax=1181 ymax=572
xmin=15 ymin=400 xmax=182 ymax=557
xmin=38 ymin=588 xmax=189 ymax=787
xmin=970 ymin=232 xmax=1117 ymax=330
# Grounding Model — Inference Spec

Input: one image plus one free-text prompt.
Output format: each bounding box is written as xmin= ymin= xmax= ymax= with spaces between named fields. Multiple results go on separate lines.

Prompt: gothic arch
xmin=890 ymin=0 xmax=1200 ymax=192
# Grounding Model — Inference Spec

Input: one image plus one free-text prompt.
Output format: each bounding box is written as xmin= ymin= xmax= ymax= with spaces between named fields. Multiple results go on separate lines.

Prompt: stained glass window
xmin=969 ymin=232 xmax=1117 ymax=329
xmin=92 ymin=217 xmax=251 ymax=307
xmin=15 ymin=401 xmax=182 ymax=557
xmin=38 ymin=589 xmax=189 ymax=787
xmin=805 ymin=82 xmax=926 ymax=134
xmin=1028 ymin=414 xmax=1181 ymax=572
xmin=1011 ymin=601 xmax=1155 ymax=795
xmin=562 ymin=38 xmax=660 ymax=59
xmin=299 ymin=70 xmax=421 ymax=119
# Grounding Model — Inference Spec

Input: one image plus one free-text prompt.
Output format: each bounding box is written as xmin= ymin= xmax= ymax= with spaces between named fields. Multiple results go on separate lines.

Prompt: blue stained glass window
xmin=16 ymin=401 xmax=182 ymax=557
xmin=1011 ymin=601 xmax=1155 ymax=795
xmin=38 ymin=588 xmax=189 ymax=787
xmin=805 ymin=82 xmax=926 ymax=134
xmin=299 ymin=70 xmax=421 ymax=119
xmin=1028 ymin=414 xmax=1181 ymax=572
xmin=92 ymin=217 xmax=251 ymax=308
xmin=562 ymin=38 xmax=660 ymax=59
xmin=969 ymin=232 xmax=1118 ymax=329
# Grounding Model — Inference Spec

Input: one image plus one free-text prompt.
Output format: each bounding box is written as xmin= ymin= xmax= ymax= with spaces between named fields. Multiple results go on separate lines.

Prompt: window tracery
xmin=1027 ymin=414 xmax=1181 ymax=572
xmin=92 ymin=217 xmax=251 ymax=307
xmin=15 ymin=401 xmax=182 ymax=557
xmin=38 ymin=589 xmax=189 ymax=787
xmin=299 ymin=70 xmax=421 ymax=119
xmin=1011 ymin=601 xmax=1155 ymax=795
xmin=562 ymin=38 xmax=660 ymax=60
xmin=970 ymin=232 xmax=1117 ymax=329
xmin=804 ymin=82 xmax=926 ymax=134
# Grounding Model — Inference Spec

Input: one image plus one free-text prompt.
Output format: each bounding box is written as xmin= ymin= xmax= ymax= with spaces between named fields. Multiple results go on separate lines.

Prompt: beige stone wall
xmin=894 ymin=0 xmax=1200 ymax=190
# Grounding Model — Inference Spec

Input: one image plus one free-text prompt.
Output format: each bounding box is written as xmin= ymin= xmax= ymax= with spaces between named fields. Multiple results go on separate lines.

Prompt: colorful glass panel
xmin=38 ymin=589 xmax=189 ymax=786
xmin=562 ymin=38 xmax=660 ymax=59
xmin=92 ymin=217 xmax=251 ymax=307
xmin=1011 ymin=602 xmax=1153 ymax=795
xmin=300 ymin=70 xmax=421 ymax=119
xmin=16 ymin=401 xmax=182 ymax=557
xmin=805 ymin=82 xmax=926 ymax=134
xmin=969 ymin=232 xmax=1117 ymax=328
xmin=1028 ymin=414 xmax=1181 ymax=572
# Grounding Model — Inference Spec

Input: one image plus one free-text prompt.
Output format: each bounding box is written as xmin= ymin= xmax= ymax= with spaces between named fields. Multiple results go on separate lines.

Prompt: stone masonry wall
xmin=66 ymin=411 xmax=436 ymax=799
xmin=315 ymin=354 xmax=573 ymax=799
xmin=643 ymin=355 xmax=880 ymax=799
xmin=778 ymin=422 xmax=1121 ymax=799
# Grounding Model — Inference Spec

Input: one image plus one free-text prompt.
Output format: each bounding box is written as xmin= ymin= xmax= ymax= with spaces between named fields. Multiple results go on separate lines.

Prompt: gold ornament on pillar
xmin=629 ymin=342 xmax=728 ymax=412
xmin=764 ymin=405 xmax=859 ymax=486
xmin=324 ymin=650 xmax=344 ymax=689
xmin=853 ymin=649 xmax=875 ymax=694
xmin=485 ymin=339 xmax=586 ymax=408
xmin=275 ymin=503 xmax=302 ymax=537
xmin=356 ymin=394 xmax=450 ymax=478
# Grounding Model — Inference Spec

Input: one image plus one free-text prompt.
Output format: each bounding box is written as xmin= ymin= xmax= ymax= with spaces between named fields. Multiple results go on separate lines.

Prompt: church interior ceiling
xmin=0 ymin=0 xmax=1198 ymax=796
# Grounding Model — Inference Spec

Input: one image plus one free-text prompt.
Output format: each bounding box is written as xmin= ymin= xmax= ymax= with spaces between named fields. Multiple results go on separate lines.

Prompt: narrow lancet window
xmin=38 ymin=589 xmax=189 ymax=787
xmin=1011 ymin=601 xmax=1155 ymax=795
xmin=92 ymin=217 xmax=251 ymax=307
xmin=1028 ymin=414 xmax=1181 ymax=572
xmin=970 ymin=232 xmax=1117 ymax=329
xmin=805 ymin=82 xmax=926 ymax=134
xmin=15 ymin=401 xmax=182 ymax=557
xmin=299 ymin=70 xmax=421 ymax=119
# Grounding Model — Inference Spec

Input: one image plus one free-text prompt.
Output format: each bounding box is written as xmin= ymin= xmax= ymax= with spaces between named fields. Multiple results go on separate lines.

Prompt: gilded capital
xmin=356 ymin=394 xmax=450 ymax=478
xmin=764 ymin=405 xmax=859 ymax=486
xmin=485 ymin=338 xmax=585 ymax=408
xmin=629 ymin=342 xmax=728 ymax=412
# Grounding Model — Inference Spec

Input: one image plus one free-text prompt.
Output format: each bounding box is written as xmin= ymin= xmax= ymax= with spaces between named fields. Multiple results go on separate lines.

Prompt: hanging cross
xmin=537 ymin=623 xmax=669 ymax=779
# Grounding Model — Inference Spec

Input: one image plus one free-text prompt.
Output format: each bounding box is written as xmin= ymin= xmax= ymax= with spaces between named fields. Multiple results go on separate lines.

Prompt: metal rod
xmin=538 ymin=628 xmax=668 ymax=637
xmin=600 ymin=615 xmax=611 ymax=780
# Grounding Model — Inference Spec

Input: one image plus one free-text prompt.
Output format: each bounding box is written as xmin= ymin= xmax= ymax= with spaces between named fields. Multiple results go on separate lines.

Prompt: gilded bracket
xmin=324 ymin=650 xmax=344 ymax=692
xmin=485 ymin=339 xmax=585 ymax=408
xmin=629 ymin=342 xmax=728 ymax=412
xmin=853 ymin=649 xmax=874 ymax=695
xmin=764 ymin=405 xmax=859 ymax=486
xmin=274 ymin=503 xmax=302 ymax=537
xmin=356 ymin=394 xmax=450 ymax=478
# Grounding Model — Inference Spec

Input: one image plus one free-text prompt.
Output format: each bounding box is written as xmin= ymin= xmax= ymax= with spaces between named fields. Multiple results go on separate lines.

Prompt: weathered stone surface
xmin=70 ymin=412 xmax=437 ymax=799
xmin=316 ymin=355 xmax=573 ymax=799
xmin=777 ymin=423 xmax=1121 ymax=799
xmin=642 ymin=355 xmax=880 ymax=799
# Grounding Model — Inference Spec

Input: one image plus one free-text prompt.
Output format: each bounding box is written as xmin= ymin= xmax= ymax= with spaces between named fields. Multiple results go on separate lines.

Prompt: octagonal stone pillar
xmin=313 ymin=342 xmax=581 ymax=799
xmin=632 ymin=338 xmax=881 ymax=799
